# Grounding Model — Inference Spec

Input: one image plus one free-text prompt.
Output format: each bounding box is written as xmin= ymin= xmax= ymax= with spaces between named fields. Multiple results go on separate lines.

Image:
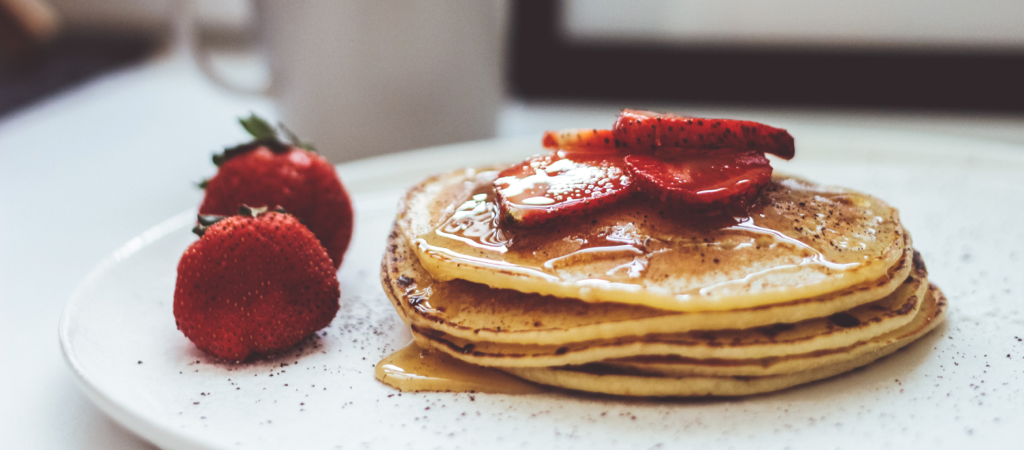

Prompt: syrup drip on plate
xmin=375 ymin=342 xmax=547 ymax=394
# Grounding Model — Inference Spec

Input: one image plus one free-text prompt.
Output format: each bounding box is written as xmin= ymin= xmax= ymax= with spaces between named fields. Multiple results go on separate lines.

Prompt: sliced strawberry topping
xmin=542 ymin=129 xmax=629 ymax=152
xmin=614 ymin=109 xmax=795 ymax=159
xmin=624 ymin=150 xmax=772 ymax=212
xmin=494 ymin=153 xmax=633 ymax=226
xmin=510 ymin=110 xmax=794 ymax=224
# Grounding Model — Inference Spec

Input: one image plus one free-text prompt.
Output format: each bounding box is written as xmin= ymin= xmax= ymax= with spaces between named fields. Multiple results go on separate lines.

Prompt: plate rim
xmin=58 ymin=129 xmax=1024 ymax=449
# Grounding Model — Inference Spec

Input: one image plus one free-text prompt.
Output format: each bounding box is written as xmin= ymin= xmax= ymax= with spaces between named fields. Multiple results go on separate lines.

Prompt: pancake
xmin=383 ymin=222 xmax=915 ymax=345
xmin=502 ymin=285 xmax=946 ymax=397
xmin=408 ymin=259 xmax=927 ymax=368
xmin=398 ymin=168 xmax=906 ymax=312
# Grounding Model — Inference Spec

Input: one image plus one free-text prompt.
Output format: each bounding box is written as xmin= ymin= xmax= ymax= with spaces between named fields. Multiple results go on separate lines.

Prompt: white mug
xmin=191 ymin=0 xmax=505 ymax=163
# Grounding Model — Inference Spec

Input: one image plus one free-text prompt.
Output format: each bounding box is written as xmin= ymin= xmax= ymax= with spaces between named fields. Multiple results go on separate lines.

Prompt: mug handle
xmin=175 ymin=0 xmax=272 ymax=96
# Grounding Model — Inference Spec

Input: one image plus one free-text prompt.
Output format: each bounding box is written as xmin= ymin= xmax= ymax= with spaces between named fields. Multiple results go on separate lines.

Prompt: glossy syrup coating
xmin=401 ymin=168 xmax=906 ymax=312
xmin=174 ymin=212 xmax=340 ymax=361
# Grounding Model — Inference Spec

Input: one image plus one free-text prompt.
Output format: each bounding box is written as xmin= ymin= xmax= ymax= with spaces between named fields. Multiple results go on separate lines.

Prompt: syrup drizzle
xmin=435 ymin=193 xmax=508 ymax=252
xmin=730 ymin=217 xmax=860 ymax=272
xmin=666 ymin=217 xmax=863 ymax=300
xmin=542 ymin=245 xmax=643 ymax=270
xmin=375 ymin=342 xmax=546 ymax=394
xmin=415 ymin=178 xmax=885 ymax=305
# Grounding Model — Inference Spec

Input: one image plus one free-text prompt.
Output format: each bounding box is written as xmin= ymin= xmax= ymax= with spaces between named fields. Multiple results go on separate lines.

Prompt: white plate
xmin=61 ymin=129 xmax=1024 ymax=449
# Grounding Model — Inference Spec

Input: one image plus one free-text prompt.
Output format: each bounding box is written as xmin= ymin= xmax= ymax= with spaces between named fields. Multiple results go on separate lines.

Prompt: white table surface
xmin=3 ymin=48 xmax=1024 ymax=450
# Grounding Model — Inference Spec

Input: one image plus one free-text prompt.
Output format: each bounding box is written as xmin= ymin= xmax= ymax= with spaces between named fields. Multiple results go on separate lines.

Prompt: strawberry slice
xmin=614 ymin=109 xmax=795 ymax=159
xmin=542 ymin=129 xmax=629 ymax=151
xmin=624 ymin=150 xmax=772 ymax=212
xmin=494 ymin=153 xmax=633 ymax=226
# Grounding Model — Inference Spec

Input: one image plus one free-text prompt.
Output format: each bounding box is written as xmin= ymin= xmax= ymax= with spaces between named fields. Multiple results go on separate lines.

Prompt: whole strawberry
xmin=174 ymin=206 xmax=340 ymax=361
xmin=200 ymin=115 xmax=353 ymax=270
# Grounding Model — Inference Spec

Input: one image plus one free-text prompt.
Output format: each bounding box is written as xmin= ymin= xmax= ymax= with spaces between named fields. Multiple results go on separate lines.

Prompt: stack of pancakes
xmin=380 ymin=167 xmax=946 ymax=397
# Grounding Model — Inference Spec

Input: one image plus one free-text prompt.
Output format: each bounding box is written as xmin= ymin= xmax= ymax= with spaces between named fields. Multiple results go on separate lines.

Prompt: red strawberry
xmin=174 ymin=205 xmax=340 ymax=361
xmin=614 ymin=109 xmax=795 ymax=159
xmin=542 ymin=128 xmax=630 ymax=151
xmin=200 ymin=115 xmax=353 ymax=270
xmin=494 ymin=152 xmax=633 ymax=226
xmin=624 ymin=150 xmax=772 ymax=213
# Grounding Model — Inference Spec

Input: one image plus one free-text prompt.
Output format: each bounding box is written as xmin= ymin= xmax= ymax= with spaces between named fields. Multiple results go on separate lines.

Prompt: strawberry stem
xmin=192 ymin=206 xmax=289 ymax=236
xmin=238 ymin=205 xmax=268 ymax=217
xmin=192 ymin=214 xmax=227 ymax=236
xmin=211 ymin=114 xmax=317 ymax=167
xmin=197 ymin=214 xmax=224 ymax=226
xmin=239 ymin=114 xmax=276 ymax=140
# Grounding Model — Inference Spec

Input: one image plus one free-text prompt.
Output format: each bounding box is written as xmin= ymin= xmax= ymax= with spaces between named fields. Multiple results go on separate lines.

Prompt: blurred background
xmin=3 ymin=0 xmax=1024 ymax=158
xmin=1 ymin=1 xmax=1023 ymax=449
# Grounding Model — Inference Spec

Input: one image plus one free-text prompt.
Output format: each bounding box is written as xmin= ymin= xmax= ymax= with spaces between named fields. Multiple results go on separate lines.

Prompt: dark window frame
xmin=510 ymin=0 xmax=1024 ymax=111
